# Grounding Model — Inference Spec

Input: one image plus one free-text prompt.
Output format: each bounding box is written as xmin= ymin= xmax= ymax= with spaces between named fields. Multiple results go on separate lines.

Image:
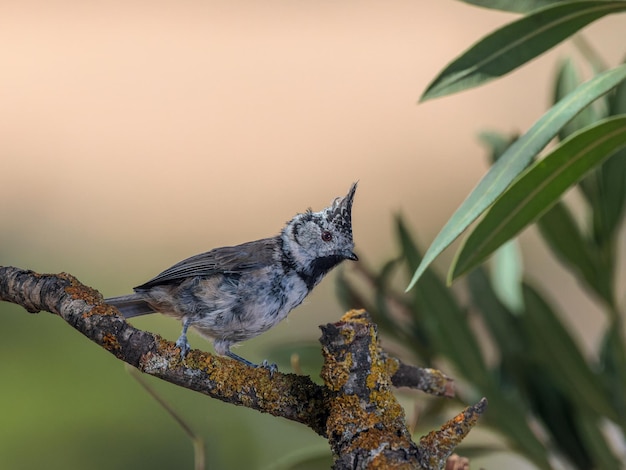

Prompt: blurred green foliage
xmin=408 ymin=1 xmax=626 ymax=290
xmin=3 ymin=2 xmax=625 ymax=469
xmin=338 ymin=24 xmax=626 ymax=469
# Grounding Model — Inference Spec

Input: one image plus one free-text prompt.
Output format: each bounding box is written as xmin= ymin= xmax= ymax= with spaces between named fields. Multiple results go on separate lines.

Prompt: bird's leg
xmin=175 ymin=318 xmax=192 ymax=357
xmin=225 ymin=350 xmax=278 ymax=376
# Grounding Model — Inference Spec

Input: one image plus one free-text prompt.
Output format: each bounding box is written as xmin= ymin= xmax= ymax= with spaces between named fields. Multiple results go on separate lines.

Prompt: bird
xmin=106 ymin=182 xmax=358 ymax=371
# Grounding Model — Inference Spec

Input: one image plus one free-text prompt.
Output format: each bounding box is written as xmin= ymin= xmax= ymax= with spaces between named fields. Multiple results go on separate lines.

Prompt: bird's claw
xmin=225 ymin=350 xmax=277 ymax=375
xmin=175 ymin=335 xmax=191 ymax=358
xmin=260 ymin=360 xmax=278 ymax=376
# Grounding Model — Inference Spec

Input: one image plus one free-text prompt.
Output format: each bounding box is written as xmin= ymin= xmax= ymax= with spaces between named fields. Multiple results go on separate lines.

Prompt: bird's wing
xmin=134 ymin=237 xmax=279 ymax=290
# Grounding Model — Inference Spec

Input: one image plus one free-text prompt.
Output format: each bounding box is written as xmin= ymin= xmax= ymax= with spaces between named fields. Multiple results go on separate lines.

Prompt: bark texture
xmin=0 ymin=266 xmax=486 ymax=469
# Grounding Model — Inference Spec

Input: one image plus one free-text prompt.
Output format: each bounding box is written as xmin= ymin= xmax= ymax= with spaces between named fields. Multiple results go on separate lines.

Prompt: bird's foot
xmin=260 ymin=360 xmax=278 ymax=376
xmin=175 ymin=334 xmax=191 ymax=358
xmin=226 ymin=351 xmax=277 ymax=376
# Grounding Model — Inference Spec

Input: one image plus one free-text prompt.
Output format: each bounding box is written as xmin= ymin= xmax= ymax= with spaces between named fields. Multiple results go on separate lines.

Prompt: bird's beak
xmin=345 ymin=251 xmax=359 ymax=261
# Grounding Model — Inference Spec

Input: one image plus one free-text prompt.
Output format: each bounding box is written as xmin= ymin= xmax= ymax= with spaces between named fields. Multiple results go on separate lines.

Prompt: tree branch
xmin=0 ymin=266 xmax=486 ymax=469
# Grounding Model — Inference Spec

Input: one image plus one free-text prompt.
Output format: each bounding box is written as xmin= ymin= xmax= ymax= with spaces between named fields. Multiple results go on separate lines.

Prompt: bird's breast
xmin=189 ymin=268 xmax=310 ymax=341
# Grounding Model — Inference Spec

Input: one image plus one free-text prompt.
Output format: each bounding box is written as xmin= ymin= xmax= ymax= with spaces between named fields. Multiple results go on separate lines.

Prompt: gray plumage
xmin=106 ymin=183 xmax=358 ymax=370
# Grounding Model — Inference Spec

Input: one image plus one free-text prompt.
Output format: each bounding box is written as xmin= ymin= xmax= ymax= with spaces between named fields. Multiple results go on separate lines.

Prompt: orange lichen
xmin=418 ymin=398 xmax=488 ymax=468
xmin=81 ymin=304 xmax=111 ymax=318
xmin=368 ymin=452 xmax=416 ymax=470
xmin=64 ymin=283 xmax=104 ymax=307
xmin=101 ymin=332 xmax=121 ymax=352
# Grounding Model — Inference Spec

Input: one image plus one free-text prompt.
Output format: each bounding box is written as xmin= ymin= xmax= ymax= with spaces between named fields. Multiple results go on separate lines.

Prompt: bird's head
xmin=282 ymin=182 xmax=358 ymax=282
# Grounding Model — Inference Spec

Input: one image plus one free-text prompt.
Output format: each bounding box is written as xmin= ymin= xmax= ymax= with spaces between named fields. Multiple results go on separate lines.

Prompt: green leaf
xmin=396 ymin=217 xmax=491 ymax=388
xmin=595 ymin=76 xmax=626 ymax=243
xmin=524 ymin=373 xmax=594 ymax=469
xmin=521 ymin=284 xmax=617 ymax=421
xmin=467 ymin=267 xmax=524 ymax=359
xmin=482 ymin=393 xmax=552 ymax=470
xmin=407 ymin=64 xmax=626 ymax=290
xmin=599 ymin=324 xmax=626 ymax=423
xmin=371 ymin=258 xmax=426 ymax=354
xmin=490 ymin=239 xmax=524 ymax=313
xmin=478 ymin=132 xmax=525 ymax=315
xmin=398 ymin=229 xmax=551 ymax=468
xmin=335 ymin=269 xmax=380 ymax=321
xmin=610 ymin=67 xmax=626 ymax=115
xmin=536 ymin=201 xmax=613 ymax=305
xmin=478 ymin=130 xmax=519 ymax=164
xmin=553 ymin=58 xmax=609 ymax=207
xmin=554 ymin=58 xmax=602 ymax=141
xmin=458 ymin=0 xmax=569 ymax=13
xmin=421 ymin=2 xmax=626 ymax=101
xmin=450 ymin=115 xmax=626 ymax=281
xmin=374 ymin=290 xmax=400 ymax=337
xmin=574 ymin=409 xmax=623 ymax=470
xmin=595 ymin=148 xmax=626 ymax=247
xmin=572 ymin=34 xmax=610 ymax=75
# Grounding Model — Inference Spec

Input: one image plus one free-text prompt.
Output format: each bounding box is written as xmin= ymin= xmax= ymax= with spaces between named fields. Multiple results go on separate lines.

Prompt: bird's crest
xmin=324 ymin=182 xmax=357 ymax=237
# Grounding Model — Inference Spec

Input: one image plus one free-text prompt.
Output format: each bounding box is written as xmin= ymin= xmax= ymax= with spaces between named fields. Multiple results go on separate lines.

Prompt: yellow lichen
xmin=321 ymin=350 xmax=352 ymax=391
xmin=340 ymin=309 xmax=368 ymax=324
xmin=324 ymin=309 xmax=417 ymax=463
xmin=384 ymin=356 xmax=400 ymax=376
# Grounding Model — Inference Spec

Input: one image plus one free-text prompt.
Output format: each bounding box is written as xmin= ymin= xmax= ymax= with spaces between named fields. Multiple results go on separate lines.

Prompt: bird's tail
xmin=106 ymin=294 xmax=156 ymax=318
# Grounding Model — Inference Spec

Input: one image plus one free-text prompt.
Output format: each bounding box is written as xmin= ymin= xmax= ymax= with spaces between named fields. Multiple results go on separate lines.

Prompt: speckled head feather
xmin=324 ymin=182 xmax=357 ymax=237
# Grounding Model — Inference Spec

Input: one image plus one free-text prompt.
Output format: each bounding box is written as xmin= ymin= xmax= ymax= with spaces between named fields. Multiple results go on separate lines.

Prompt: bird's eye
xmin=321 ymin=231 xmax=333 ymax=242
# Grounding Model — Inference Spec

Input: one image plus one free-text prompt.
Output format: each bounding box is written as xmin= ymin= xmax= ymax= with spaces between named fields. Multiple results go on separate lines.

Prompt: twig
xmin=126 ymin=365 xmax=206 ymax=470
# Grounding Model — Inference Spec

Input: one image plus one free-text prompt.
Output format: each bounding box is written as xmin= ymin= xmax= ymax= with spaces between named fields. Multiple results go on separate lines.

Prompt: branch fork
xmin=0 ymin=266 xmax=486 ymax=469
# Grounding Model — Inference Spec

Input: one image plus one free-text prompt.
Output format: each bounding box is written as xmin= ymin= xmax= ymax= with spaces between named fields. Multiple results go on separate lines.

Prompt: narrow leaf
xmin=467 ymin=267 xmax=524 ymax=358
xmin=552 ymin=58 xmax=607 ymax=206
xmin=610 ymin=67 xmax=626 ymax=116
xmin=596 ymin=147 xmax=626 ymax=245
xmin=335 ymin=270 xmax=376 ymax=315
xmin=490 ymin=239 xmax=524 ymax=313
xmin=554 ymin=58 xmax=601 ymax=141
xmin=478 ymin=130 xmax=519 ymax=164
xmin=536 ymin=201 xmax=613 ymax=305
xmin=421 ymin=2 xmax=626 ymax=101
xmin=458 ymin=0 xmax=569 ymax=13
xmin=450 ymin=115 xmax=626 ymax=281
xmin=524 ymin=374 xmax=594 ymax=468
xmin=599 ymin=324 xmax=626 ymax=424
xmin=596 ymin=76 xmax=626 ymax=243
xmin=407 ymin=64 xmax=626 ymax=290
xmin=373 ymin=258 xmax=424 ymax=352
xmin=521 ymin=284 xmax=617 ymax=421
xmin=479 ymin=132 xmax=525 ymax=311
xmin=483 ymin=393 xmax=552 ymax=470
xmin=396 ymin=217 xmax=491 ymax=388
xmin=574 ymin=409 xmax=623 ymax=470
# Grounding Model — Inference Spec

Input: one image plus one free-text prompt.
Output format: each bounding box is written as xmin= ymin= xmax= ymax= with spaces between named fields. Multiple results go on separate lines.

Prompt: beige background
xmin=1 ymin=2 xmax=625 ymax=468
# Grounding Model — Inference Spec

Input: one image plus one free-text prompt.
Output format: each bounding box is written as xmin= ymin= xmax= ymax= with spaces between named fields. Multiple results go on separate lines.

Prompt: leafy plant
xmin=339 ymin=1 xmax=626 ymax=468
xmin=409 ymin=0 xmax=626 ymax=288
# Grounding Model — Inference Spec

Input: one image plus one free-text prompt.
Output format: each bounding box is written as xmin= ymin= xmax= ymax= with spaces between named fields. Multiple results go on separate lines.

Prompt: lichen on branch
xmin=0 ymin=266 xmax=486 ymax=469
